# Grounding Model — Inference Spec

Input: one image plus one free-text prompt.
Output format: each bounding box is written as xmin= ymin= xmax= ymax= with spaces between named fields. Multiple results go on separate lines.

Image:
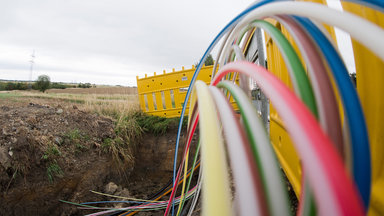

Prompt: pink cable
xmin=275 ymin=15 xmax=344 ymax=156
xmin=164 ymin=112 xmax=199 ymax=216
xmin=211 ymin=61 xmax=364 ymax=216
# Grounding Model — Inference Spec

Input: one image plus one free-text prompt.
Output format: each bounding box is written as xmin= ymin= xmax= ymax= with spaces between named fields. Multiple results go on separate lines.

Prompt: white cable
xmin=187 ymin=166 xmax=203 ymax=216
xmin=224 ymin=1 xmax=384 ymax=62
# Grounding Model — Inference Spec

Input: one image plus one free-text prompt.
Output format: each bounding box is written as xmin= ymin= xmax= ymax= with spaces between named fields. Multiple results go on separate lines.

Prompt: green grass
xmin=64 ymin=128 xmax=88 ymax=143
xmin=46 ymin=161 xmax=63 ymax=183
xmin=63 ymin=128 xmax=89 ymax=153
xmin=41 ymin=144 xmax=61 ymax=160
xmin=0 ymin=92 xmax=22 ymax=99
xmin=64 ymin=128 xmax=82 ymax=140
xmin=99 ymin=110 xmax=143 ymax=176
xmin=134 ymin=113 xmax=184 ymax=136
xmin=41 ymin=144 xmax=63 ymax=182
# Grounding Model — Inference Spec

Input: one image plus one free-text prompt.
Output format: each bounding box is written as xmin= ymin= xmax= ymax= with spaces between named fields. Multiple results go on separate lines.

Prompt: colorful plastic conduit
xmin=64 ymin=1 xmax=384 ymax=215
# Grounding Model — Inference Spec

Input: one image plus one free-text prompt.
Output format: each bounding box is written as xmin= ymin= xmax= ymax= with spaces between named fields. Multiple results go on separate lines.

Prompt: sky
xmin=0 ymin=0 xmax=354 ymax=87
xmin=0 ymin=0 xmax=251 ymax=86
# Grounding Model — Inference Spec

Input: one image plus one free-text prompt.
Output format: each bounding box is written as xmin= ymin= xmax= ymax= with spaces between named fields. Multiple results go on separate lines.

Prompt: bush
xmin=77 ymin=83 xmax=92 ymax=88
xmin=5 ymin=82 xmax=15 ymax=90
xmin=0 ymin=82 xmax=5 ymax=91
xmin=50 ymin=82 xmax=67 ymax=89
xmin=15 ymin=82 xmax=28 ymax=90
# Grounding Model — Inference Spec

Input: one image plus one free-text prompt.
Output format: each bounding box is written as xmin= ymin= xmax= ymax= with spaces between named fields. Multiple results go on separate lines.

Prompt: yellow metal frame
xmin=341 ymin=3 xmax=384 ymax=216
xmin=136 ymin=65 xmax=238 ymax=118
xmin=264 ymin=18 xmax=302 ymax=197
xmin=136 ymin=65 xmax=211 ymax=118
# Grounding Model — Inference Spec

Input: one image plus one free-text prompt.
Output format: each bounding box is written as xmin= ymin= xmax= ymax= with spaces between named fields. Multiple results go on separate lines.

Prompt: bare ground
xmin=0 ymin=94 xmax=186 ymax=216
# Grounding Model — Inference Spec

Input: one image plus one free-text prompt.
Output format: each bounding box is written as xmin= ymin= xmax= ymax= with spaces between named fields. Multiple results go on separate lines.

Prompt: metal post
xmin=255 ymin=28 xmax=270 ymax=133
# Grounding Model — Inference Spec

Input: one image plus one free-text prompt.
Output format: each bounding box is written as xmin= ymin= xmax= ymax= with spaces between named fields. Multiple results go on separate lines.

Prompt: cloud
xmin=0 ymin=0 xmax=251 ymax=85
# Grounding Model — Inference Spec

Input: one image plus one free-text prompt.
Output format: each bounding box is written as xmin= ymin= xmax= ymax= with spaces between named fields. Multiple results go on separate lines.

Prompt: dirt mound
xmin=0 ymin=101 xmax=129 ymax=215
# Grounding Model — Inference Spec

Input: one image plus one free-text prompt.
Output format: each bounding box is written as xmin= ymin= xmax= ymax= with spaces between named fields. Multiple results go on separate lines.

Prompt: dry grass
xmin=16 ymin=91 xmax=140 ymax=113
xmin=46 ymin=87 xmax=137 ymax=95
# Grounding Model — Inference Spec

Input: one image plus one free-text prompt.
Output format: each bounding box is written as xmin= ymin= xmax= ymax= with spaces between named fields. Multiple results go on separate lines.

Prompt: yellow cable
xmin=176 ymin=90 xmax=195 ymax=215
xmin=188 ymin=85 xmax=197 ymax=127
xmin=176 ymin=151 xmax=189 ymax=216
xmin=194 ymin=80 xmax=231 ymax=216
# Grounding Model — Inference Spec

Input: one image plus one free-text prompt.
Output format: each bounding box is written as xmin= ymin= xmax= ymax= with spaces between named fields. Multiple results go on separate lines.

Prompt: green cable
xmin=248 ymin=20 xmax=318 ymax=117
xmin=250 ymin=20 xmax=319 ymax=216
xmin=176 ymin=140 xmax=201 ymax=216
xmin=247 ymin=20 xmax=319 ymax=215
xmin=217 ymin=81 xmax=290 ymax=216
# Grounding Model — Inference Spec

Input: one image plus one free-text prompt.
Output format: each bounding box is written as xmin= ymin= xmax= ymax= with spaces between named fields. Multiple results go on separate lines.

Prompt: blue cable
xmin=345 ymin=0 xmax=384 ymax=12
xmin=170 ymin=0 xmax=288 ymax=215
xmin=293 ymin=16 xmax=371 ymax=209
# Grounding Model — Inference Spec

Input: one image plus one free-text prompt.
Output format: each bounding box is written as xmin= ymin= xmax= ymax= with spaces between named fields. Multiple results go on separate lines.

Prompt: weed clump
xmin=46 ymin=161 xmax=63 ymax=183
xmin=41 ymin=143 xmax=63 ymax=182
xmin=41 ymin=144 xmax=61 ymax=160
xmin=62 ymin=128 xmax=89 ymax=153
xmin=134 ymin=113 xmax=180 ymax=136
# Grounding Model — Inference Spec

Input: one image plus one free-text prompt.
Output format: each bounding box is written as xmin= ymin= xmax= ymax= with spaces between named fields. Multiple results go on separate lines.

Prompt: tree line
xmin=0 ymin=75 xmax=93 ymax=92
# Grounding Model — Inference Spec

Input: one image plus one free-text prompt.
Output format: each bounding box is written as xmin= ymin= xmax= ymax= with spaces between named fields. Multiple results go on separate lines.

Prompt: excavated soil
xmin=0 ymin=95 xmax=186 ymax=216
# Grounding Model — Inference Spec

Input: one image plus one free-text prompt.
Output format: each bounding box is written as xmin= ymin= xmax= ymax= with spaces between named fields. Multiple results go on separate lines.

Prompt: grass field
xmin=1 ymin=89 xmax=139 ymax=113
xmin=46 ymin=86 xmax=137 ymax=95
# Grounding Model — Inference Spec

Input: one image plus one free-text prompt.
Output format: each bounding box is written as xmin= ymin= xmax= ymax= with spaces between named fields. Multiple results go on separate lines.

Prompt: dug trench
xmin=0 ymin=100 xmax=195 ymax=215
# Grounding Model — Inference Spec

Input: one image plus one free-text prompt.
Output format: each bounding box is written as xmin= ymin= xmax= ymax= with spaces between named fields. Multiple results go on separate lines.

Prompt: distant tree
xmin=35 ymin=75 xmax=51 ymax=92
xmin=204 ymin=54 xmax=214 ymax=66
xmin=194 ymin=54 xmax=215 ymax=68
